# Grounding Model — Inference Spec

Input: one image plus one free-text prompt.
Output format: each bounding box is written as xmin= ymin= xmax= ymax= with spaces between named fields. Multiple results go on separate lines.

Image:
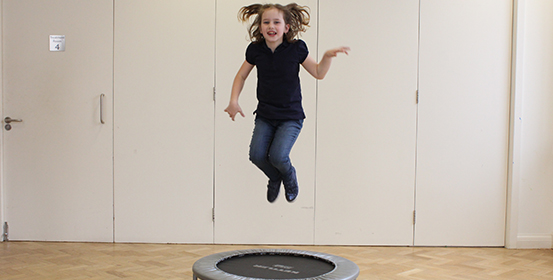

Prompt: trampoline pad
xmin=217 ymin=252 xmax=335 ymax=279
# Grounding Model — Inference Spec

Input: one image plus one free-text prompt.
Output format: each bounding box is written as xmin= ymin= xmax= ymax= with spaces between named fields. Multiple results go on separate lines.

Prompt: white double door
xmin=214 ymin=0 xmax=511 ymax=246
xmin=2 ymin=0 xmax=215 ymax=243
xmin=313 ymin=0 xmax=511 ymax=246
xmin=2 ymin=0 xmax=511 ymax=246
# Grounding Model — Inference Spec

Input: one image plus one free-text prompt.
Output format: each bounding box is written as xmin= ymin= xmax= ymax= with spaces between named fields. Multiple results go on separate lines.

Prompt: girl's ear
xmin=285 ymin=24 xmax=290 ymax=33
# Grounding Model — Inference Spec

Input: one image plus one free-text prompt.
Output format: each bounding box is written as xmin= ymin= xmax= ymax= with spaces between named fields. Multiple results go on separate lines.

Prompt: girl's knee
xmin=249 ymin=150 xmax=265 ymax=166
xmin=268 ymin=154 xmax=289 ymax=170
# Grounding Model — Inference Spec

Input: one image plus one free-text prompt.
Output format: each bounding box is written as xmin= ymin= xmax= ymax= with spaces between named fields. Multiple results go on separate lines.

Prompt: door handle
xmin=100 ymin=94 xmax=105 ymax=124
xmin=4 ymin=117 xmax=22 ymax=124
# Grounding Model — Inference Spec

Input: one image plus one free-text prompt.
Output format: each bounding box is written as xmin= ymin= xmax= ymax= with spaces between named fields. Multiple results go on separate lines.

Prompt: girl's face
xmin=261 ymin=8 xmax=290 ymax=46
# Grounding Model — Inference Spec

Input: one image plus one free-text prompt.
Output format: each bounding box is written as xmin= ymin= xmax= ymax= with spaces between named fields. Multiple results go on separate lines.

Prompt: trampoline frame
xmin=192 ymin=249 xmax=359 ymax=280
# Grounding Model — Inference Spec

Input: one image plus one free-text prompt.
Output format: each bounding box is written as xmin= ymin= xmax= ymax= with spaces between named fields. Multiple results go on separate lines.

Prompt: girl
xmin=224 ymin=3 xmax=349 ymax=203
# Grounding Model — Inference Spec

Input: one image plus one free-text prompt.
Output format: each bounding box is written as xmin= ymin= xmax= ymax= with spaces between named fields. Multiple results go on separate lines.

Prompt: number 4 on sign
xmin=49 ymin=35 xmax=65 ymax=52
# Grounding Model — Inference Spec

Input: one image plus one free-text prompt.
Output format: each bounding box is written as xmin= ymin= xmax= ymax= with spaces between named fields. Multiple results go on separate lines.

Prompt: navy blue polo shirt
xmin=246 ymin=39 xmax=309 ymax=120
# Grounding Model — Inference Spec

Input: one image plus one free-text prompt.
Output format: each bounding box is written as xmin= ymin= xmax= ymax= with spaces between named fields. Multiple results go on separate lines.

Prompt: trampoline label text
xmin=253 ymin=264 xmax=300 ymax=275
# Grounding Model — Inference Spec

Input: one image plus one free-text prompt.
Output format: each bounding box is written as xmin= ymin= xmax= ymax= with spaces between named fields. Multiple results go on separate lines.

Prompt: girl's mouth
xmin=267 ymin=31 xmax=277 ymax=36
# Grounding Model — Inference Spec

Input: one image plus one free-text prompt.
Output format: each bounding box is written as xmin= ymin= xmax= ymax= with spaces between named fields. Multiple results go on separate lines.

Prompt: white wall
xmin=1 ymin=0 xmax=552 ymax=247
xmin=511 ymin=0 xmax=553 ymax=249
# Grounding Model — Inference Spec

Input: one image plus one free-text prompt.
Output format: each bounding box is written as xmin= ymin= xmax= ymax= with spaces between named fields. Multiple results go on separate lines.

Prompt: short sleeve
xmin=245 ymin=43 xmax=256 ymax=65
xmin=297 ymin=40 xmax=309 ymax=63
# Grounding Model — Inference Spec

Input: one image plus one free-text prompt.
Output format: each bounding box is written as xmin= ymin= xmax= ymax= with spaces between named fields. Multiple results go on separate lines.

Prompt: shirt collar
xmin=262 ymin=39 xmax=290 ymax=53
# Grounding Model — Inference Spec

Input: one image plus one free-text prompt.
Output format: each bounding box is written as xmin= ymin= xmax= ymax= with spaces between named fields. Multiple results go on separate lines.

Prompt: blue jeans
xmin=249 ymin=117 xmax=304 ymax=183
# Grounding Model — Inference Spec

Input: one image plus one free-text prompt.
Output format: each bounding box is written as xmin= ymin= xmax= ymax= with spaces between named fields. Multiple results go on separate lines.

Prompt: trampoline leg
xmin=193 ymin=275 xmax=197 ymax=280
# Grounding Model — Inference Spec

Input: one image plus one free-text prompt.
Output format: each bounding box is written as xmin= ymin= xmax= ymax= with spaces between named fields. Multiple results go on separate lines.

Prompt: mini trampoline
xmin=192 ymin=249 xmax=359 ymax=280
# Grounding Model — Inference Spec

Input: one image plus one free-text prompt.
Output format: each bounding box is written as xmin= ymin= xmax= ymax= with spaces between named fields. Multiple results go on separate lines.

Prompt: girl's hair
xmin=238 ymin=3 xmax=310 ymax=43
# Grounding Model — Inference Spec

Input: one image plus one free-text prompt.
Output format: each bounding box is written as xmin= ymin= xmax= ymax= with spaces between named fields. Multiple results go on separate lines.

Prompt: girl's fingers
xmin=339 ymin=46 xmax=351 ymax=55
xmin=327 ymin=47 xmax=350 ymax=57
xmin=224 ymin=108 xmax=244 ymax=121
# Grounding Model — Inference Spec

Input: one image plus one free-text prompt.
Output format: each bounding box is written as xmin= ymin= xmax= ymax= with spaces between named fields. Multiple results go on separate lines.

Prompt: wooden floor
xmin=1 ymin=242 xmax=552 ymax=279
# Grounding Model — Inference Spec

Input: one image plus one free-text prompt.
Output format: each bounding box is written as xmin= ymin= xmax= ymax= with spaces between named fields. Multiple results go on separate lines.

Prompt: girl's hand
xmin=324 ymin=46 xmax=351 ymax=58
xmin=302 ymin=46 xmax=351 ymax=80
xmin=224 ymin=102 xmax=245 ymax=121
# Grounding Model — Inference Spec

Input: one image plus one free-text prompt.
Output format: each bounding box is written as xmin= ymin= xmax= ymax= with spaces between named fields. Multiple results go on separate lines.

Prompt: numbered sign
xmin=49 ymin=35 xmax=65 ymax=52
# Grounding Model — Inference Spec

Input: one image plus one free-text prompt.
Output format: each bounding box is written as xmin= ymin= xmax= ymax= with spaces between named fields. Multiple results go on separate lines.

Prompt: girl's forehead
xmin=262 ymin=8 xmax=284 ymax=19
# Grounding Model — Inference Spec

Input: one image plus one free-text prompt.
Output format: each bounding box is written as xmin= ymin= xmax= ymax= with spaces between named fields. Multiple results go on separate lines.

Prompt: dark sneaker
xmin=284 ymin=167 xmax=299 ymax=202
xmin=267 ymin=180 xmax=281 ymax=203
xmin=285 ymin=183 xmax=298 ymax=202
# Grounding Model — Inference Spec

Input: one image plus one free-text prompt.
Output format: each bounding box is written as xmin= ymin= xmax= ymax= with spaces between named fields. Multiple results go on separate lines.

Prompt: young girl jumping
xmin=224 ymin=3 xmax=349 ymax=203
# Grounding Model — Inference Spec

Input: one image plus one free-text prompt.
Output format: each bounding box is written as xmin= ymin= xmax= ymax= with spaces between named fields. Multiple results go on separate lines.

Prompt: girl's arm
xmin=225 ymin=60 xmax=255 ymax=121
xmin=301 ymin=46 xmax=350 ymax=80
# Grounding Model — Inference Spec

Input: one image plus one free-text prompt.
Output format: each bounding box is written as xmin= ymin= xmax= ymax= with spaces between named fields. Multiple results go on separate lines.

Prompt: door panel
xmin=214 ymin=0 xmax=318 ymax=244
xmin=113 ymin=0 xmax=215 ymax=243
xmin=315 ymin=0 xmax=419 ymax=245
xmin=415 ymin=0 xmax=511 ymax=246
xmin=2 ymin=0 xmax=114 ymax=241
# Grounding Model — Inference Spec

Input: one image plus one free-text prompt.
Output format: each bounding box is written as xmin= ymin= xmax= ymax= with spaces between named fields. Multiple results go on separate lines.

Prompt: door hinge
xmin=2 ymin=222 xmax=8 ymax=241
xmin=213 ymin=87 xmax=216 ymax=102
xmin=212 ymin=208 xmax=215 ymax=222
xmin=416 ymin=90 xmax=419 ymax=104
xmin=413 ymin=210 xmax=416 ymax=225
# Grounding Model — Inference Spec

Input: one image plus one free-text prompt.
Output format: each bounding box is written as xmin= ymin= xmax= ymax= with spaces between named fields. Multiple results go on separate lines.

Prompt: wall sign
xmin=49 ymin=35 xmax=65 ymax=51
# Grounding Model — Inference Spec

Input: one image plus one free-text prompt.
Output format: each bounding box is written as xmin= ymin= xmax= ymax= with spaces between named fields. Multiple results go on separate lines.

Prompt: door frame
xmin=505 ymin=0 xmax=522 ymax=249
xmin=0 ymin=1 xmax=4 ymax=241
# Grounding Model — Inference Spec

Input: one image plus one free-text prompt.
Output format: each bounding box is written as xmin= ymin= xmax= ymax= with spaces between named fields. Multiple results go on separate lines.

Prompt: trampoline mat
xmin=216 ymin=252 xmax=336 ymax=279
